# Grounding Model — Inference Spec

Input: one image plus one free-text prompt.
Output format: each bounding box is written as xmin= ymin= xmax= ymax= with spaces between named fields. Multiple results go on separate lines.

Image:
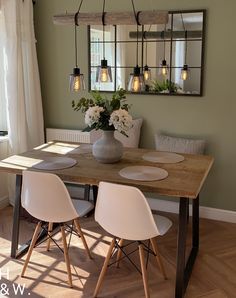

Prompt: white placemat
xmin=119 ymin=166 xmax=168 ymax=181
xmin=32 ymin=157 xmax=77 ymax=170
xmin=142 ymin=151 xmax=185 ymax=164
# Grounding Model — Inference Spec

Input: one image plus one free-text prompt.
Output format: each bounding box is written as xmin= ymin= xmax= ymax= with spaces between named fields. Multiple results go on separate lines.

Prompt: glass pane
xmin=90 ymin=25 xmax=115 ymax=42
xmin=171 ymin=67 xmax=201 ymax=95
xmin=117 ymin=41 xmax=142 ymax=68
xmin=171 ymin=40 xmax=202 ymax=68
xmin=90 ymin=42 xmax=115 ymax=67
xmin=172 ymin=13 xmax=203 ymax=40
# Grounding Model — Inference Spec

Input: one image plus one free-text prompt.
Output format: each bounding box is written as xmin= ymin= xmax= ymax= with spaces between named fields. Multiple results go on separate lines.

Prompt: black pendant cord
xmin=145 ymin=25 xmax=152 ymax=65
xmin=74 ymin=25 xmax=78 ymax=67
xmin=102 ymin=0 xmax=106 ymax=60
xmin=74 ymin=0 xmax=84 ymax=68
xmin=131 ymin=0 xmax=140 ymax=67
xmin=181 ymin=13 xmax=187 ymax=64
xmin=163 ymin=23 xmax=166 ymax=61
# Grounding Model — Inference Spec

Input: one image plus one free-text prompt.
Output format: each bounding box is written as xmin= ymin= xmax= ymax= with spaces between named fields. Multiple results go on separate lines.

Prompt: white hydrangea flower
xmin=85 ymin=106 xmax=104 ymax=127
xmin=109 ymin=109 xmax=133 ymax=134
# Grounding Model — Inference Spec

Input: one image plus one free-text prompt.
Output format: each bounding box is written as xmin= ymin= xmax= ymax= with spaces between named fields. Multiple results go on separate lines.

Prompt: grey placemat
xmin=32 ymin=157 xmax=77 ymax=170
xmin=142 ymin=151 xmax=184 ymax=164
xmin=119 ymin=166 xmax=168 ymax=181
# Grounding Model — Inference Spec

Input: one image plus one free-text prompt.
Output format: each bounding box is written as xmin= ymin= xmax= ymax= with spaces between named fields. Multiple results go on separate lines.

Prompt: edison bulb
xmin=144 ymin=70 xmax=151 ymax=81
xmin=161 ymin=66 xmax=168 ymax=76
xmin=73 ymin=76 xmax=80 ymax=91
xmin=100 ymin=68 xmax=109 ymax=82
xmin=181 ymin=65 xmax=189 ymax=81
xmin=181 ymin=69 xmax=188 ymax=80
xmin=132 ymin=76 xmax=141 ymax=92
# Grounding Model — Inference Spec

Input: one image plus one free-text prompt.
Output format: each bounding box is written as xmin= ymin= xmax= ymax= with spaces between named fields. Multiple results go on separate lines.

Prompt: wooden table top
xmin=0 ymin=141 xmax=214 ymax=199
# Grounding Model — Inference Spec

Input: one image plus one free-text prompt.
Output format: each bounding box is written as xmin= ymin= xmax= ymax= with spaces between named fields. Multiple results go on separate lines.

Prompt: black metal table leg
xmin=175 ymin=197 xmax=189 ymax=298
xmin=92 ymin=185 xmax=98 ymax=205
xmin=84 ymin=184 xmax=91 ymax=201
xmin=175 ymin=196 xmax=199 ymax=298
xmin=11 ymin=175 xmax=22 ymax=258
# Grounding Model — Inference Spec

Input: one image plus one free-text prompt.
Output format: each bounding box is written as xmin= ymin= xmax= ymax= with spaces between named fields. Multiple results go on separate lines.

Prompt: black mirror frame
xmin=88 ymin=9 xmax=206 ymax=97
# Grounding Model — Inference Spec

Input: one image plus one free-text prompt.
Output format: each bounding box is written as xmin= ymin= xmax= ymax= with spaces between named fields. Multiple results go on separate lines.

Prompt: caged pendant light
xmin=128 ymin=0 xmax=145 ymax=92
xmin=96 ymin=0 xmax=112 ymax=83
xmin=69 ymin=0 xmax=85 ymax=92
xmin=180 ymin=13 xmax=190 ymax=81
xmin=159 ymin=24 xmax=168 ymax=77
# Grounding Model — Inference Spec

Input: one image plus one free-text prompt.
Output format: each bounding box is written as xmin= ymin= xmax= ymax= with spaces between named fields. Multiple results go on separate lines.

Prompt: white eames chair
xmin=94 ymin=182 xmax=172 ymax=298
xmin=20 ymin=170 xmax=93 ymax=287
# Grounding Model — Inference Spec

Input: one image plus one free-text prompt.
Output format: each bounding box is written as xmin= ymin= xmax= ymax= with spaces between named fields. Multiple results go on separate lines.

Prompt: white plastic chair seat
xmin=153 ymin=214 xmax=172 ymax=236
xmin=72 ymin=199 xmax=94 ymax=217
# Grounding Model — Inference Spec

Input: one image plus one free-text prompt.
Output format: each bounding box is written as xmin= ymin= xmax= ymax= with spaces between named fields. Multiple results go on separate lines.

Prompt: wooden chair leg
xmin=21 ymin=222 xmax=42 ymax=277
xmin=139 ymin=243 xmax=150 ymax=298
xmin=61 ymin=225 xmax=73 ymax=288
xmin=116 ymin=238 xmax=124 ymax=268
xmin=150 ymin=237 xmax=167 ymax=280
xmin=93 ymin=238 xmax=116 ymax=298
xmin=46 ymin=222 xmax=53 ymax=251
xmin=74 ymin=218 xmax=92 ymax=259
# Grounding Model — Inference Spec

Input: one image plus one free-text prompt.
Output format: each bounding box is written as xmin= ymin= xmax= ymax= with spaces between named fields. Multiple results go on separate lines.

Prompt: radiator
xmin=46 ymin=128 xmax=100 ymax=144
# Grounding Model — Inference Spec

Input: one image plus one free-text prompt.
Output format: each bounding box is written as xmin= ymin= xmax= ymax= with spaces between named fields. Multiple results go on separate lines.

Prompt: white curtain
xmin=0 ymin=0 xmax=44 ymax=203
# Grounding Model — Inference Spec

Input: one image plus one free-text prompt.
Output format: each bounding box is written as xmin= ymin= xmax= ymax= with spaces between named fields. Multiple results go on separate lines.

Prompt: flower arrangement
xmin=72 ymin=88 xmax=133 ymax=136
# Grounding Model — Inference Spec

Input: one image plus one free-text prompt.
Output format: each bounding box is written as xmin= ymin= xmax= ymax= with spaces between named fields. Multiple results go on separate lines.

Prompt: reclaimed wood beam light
xmin=53 ymin=10 xmax=169 ymax=26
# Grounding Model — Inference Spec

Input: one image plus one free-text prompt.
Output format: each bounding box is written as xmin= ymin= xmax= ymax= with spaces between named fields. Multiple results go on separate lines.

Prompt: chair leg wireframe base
xmin=93 ymin=237 xmax=167 ymax=298
xmin=21 ymin=222 xmax=75 ymax=288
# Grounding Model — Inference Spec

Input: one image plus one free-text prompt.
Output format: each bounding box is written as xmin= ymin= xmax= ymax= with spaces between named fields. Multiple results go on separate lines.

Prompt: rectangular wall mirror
xmin=88 ymin=9 xmax=206 ymax=96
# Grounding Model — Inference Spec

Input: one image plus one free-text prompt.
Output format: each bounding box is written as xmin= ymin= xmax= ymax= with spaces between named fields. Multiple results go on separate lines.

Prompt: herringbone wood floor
xmin=0 ymin=206 xmax=235 ymax=298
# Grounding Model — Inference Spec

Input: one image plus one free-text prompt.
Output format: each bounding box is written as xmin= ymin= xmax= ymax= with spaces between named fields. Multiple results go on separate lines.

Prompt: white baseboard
xmin=0 ymin=196 xmax=9 ymax=210
xmin=147 ymin=197 xmax=236 ymax=223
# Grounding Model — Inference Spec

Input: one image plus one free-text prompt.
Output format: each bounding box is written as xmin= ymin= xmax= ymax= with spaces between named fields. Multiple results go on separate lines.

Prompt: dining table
xmin=0 ymin=141 xmax=214 ymax=298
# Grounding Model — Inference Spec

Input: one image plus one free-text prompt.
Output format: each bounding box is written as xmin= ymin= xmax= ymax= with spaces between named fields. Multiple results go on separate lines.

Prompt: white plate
xmin=119 ymin=166 xmax=168 ymax=181
xmin=32 ymin=157 xmax=77 ymax=170
xmin=142 ymin=151 xmax=184 ymax=164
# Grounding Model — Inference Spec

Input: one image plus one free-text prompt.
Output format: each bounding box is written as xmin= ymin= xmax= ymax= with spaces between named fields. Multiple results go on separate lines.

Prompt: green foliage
xmin=151 ymin=79 xmax=181 ymax=93
xmin=72 ymin=88 xmax=129 ymax=113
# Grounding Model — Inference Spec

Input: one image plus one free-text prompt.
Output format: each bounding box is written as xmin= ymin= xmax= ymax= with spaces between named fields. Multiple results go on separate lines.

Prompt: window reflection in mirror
xmin=88 ymin=10 xmax=206 ymax=96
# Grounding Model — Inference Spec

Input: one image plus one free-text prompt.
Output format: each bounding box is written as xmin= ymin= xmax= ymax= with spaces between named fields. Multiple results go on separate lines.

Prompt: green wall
xmin=34 ymin=0 xmax=236 ymax=211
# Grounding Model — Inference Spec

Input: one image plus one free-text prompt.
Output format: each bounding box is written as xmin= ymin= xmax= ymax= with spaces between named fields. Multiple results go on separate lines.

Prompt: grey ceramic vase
xmin=92 ymin=130 xmax=123 ymax=163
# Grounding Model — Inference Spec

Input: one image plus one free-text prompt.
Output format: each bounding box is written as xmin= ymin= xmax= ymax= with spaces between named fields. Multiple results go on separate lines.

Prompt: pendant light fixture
xmin=69 ymin=0 xmax=85 ymax=92
xmin=128 ymin=0 xmax=145 ymax=92
xmin=143 ymin=25 xmax=152 ymax=82
xmin=96 ymin=0 xmax=112 ymax=83
xmin=180 ymin=13 xmax=190 ymax=81
xmin=159 ymin=24 xmax=168 ymax=76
